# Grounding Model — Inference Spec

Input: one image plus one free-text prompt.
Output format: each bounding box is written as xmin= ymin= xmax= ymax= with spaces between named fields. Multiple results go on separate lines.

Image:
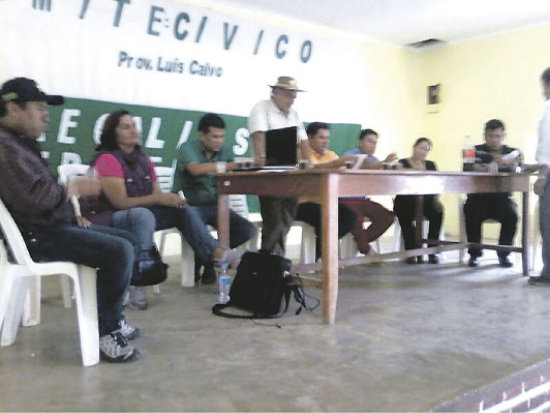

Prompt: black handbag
xmin=131 ymin=246 xmax=168 ymax=286
xmin=212 ymin=251 xmax=318 ymax=319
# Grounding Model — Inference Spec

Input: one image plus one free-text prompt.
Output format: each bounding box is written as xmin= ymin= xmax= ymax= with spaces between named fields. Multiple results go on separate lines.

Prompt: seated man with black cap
xmin=0 ymin=77 xmax=140 ymax=363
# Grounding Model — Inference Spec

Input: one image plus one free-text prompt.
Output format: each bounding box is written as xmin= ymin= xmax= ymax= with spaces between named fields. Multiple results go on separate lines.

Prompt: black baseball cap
xmin=0 ymin=77 xmax=64 ymax=106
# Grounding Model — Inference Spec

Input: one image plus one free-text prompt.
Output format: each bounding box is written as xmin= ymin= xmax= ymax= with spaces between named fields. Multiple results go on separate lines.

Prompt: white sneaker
xmin=128 ymin=286 xmax=148 ymax=310
xmin=99 ymin=331 xmax=139 ymax=363
xmin=118 ymin=315 xmax=140 ymax=340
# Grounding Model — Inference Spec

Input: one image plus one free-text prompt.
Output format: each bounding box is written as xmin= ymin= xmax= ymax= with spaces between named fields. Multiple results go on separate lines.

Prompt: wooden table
xmin=217 ymin=169 xmax=531 ymax=324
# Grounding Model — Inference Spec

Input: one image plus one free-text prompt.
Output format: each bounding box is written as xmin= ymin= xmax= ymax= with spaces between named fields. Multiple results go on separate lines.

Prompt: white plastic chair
xmin=227 ymin=194 xmax=261 ymax=251
xmin=155 ymin=166 xmax=176 ymax=193
xmin=0 ymin=198 xmax=99 ymax=367
xmin=57 ymin=163 xmax=91 ymax=307
xmin=57 ymin=163 xmax=90 ymax=186
xmin=227 ymin=195 xmax=315 ymax=261
xmin=339 ymin=217 xmax=385 ymax=259
xmin=293 ymin=212 xmax=387 ymax=263
xmin=292 ymin=221 xmax=317 ymax=264
xmin=155 ymin=166 xmax=195 ymax=288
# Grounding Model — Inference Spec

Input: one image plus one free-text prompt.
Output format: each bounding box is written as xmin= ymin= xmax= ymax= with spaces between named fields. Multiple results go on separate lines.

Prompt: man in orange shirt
xmin=295 ymin=122 xmax=357 ymax=259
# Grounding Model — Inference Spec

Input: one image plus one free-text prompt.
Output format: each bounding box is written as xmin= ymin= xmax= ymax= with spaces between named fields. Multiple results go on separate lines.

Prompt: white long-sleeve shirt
xmin=536 ymin=98 xmax=550 ymax=166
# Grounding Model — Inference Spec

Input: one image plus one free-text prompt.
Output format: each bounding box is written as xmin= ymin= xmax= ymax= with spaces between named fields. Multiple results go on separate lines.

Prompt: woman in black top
xmin=393 ymin=137 xmax=444 ymax=264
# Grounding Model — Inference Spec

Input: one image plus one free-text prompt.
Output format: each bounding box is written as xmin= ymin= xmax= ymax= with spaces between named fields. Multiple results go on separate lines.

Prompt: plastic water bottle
xmin=501 ymin=150 xmax=521 ymax=173
xmin=217 ymin=263 xmax=231 ymax=304
xmin=462 ymin=135 xmax=475 ymax=171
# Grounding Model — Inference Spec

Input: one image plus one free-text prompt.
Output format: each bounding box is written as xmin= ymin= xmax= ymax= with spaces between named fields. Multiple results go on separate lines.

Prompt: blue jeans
xmin=187 ymin=204 xmax=256 ymax=249
xmin=112 ymin=208 xmax=155 ymax=251
xmin=148 ymin=205 xmax=219 ymax=263
xmin=24 ymin=223 xmax=136 ymax=336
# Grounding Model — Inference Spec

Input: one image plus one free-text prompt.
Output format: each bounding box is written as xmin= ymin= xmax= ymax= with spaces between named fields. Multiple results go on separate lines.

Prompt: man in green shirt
xmin=174 ymin=113 xmax=256 ymax=283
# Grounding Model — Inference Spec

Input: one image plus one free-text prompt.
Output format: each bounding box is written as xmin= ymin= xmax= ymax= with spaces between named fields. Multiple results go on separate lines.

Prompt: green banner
xmin=42 ymin=97 xmax=361 ymax=211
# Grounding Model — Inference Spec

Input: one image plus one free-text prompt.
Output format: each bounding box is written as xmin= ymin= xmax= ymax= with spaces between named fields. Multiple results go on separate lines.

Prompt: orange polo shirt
xmin=309 ymin=149 xmax=339 ymax=165
xmin=301 ymin=149 xmax=340 ymax=202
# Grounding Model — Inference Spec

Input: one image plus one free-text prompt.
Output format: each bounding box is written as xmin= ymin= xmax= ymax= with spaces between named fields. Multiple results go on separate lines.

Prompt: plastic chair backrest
xmin=0 ymin=198 xmax=35 ymax=266
xmin=229 ymin=194 xmax=250 ymax=219
xmin=57 ymin=164 xmax=90 ymax=185
xmin=0 ymin=233 xmax=8 ymax=266
xmin=155 ymin=166 xmax=175 ymax=192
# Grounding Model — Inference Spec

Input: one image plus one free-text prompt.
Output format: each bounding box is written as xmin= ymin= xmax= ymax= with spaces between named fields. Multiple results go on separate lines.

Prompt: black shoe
xmin=406 ymin=257 xmax=417 ymax=264
xmin=201 ymin=263 xmax=216 ymax=285
xmin=528 ymin=276 xmax=550 ymax=286
xmin=428 ymin=254 xmax=439 ymax=264
xmin=498 ymin=256 xmax=513 ymax=268
xmin=468 ymin=256 xmax=479 ymax=267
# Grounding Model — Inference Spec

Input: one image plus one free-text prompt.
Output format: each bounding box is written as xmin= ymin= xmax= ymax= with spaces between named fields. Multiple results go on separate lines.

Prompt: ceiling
xmin=204 ymin=0 xmax=550 ymax=46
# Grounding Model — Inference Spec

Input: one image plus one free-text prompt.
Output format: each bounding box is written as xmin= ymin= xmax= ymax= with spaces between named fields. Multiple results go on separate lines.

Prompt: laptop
xmin=264 ymin=126 xmax=298 ymax=170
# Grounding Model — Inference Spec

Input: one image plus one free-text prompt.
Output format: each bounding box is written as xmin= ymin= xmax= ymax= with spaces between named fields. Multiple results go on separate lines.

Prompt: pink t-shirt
xmin=94 ymin=153 xmax=158 ymax=181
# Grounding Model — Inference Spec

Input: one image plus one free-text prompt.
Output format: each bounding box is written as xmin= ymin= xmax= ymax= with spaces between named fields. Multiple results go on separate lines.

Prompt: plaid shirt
xmin=0 ymin=125 xmax=73 ymax=231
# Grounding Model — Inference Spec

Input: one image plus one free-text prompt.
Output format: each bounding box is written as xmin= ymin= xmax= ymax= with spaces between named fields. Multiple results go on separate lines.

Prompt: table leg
xmin=321 ymin=174 xmax=339 ymax=324
xmin=217 ymin=194 xmax=230 ymax=248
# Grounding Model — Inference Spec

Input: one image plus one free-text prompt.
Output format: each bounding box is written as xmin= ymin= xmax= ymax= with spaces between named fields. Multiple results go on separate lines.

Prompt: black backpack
xmin=212 ymin=251 xmax=318 ymax=319
xmin=131 ymin=246 xmax=168 ymax=287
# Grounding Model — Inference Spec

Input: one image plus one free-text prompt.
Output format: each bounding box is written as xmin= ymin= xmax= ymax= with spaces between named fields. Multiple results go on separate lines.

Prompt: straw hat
xmin=269 ymin=76 xmax=304 ymax=92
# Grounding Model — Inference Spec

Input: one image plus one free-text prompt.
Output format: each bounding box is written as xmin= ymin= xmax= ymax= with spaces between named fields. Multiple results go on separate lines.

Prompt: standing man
xmin=295 ymin=122 xmax=357 ymax=260
xmin=528 ymin=68 xmax=550 ymax=285
xmin=0 ymin=77 xmax=139 ymax=362
xmin=247 ymin=76 xmax=310 ymax=256
xmin=174 ymin=113 xmax=256 ymax=283
xmin=463 ymin=119 xmax=521 ymax=268
xmin=341 ymin=128 xmax=397 ymax=254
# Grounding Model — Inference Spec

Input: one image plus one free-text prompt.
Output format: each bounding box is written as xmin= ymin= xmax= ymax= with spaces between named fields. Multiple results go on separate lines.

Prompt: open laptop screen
xmin=265 ymin=126 xmax=297 ymax=167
